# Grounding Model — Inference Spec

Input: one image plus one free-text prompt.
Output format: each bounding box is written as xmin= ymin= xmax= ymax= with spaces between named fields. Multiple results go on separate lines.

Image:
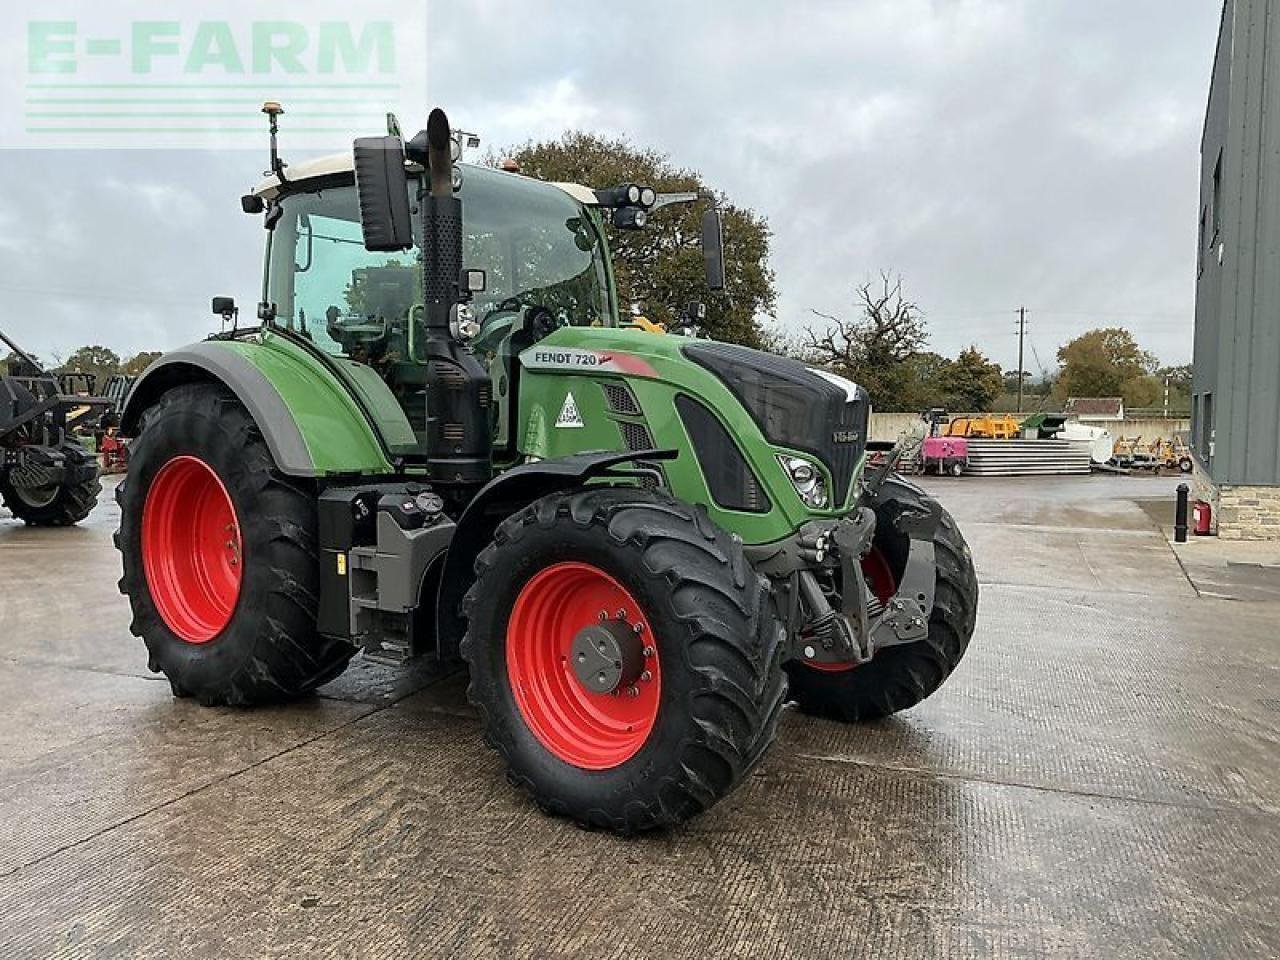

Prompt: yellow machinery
xmin=943 ymin=414 xmax=1021 ymax=440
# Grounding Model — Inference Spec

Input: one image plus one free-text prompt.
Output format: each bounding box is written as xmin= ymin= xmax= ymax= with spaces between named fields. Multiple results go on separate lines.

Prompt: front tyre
xmin=115 ymin=383 xmax=354 ymax=705
xmin=786 ymin=478 xmax=978 ymax=722
xmin=461 ymin=488 xmax=787 ymax=833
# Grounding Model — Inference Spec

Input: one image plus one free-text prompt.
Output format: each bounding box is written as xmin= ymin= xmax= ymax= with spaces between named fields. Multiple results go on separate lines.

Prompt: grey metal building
xmin=1192 ymin=0 xmax=1280 ymax=538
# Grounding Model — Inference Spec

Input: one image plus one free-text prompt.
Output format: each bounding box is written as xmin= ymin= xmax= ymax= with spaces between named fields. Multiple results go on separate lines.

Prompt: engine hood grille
xmin=682 ymin=341 xmax=868 ymax=506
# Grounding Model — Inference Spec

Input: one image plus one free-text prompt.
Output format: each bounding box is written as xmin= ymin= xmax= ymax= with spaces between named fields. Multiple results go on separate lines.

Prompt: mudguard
xmin=121 ymin=337 xmax=401 ymax=477
xmin=433 ymin=449 xmax=677 ymax=655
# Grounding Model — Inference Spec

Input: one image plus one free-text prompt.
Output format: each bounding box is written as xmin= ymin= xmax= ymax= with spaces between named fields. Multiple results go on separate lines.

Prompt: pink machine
xmin=920 ymin=436 xmax=968 ymax=476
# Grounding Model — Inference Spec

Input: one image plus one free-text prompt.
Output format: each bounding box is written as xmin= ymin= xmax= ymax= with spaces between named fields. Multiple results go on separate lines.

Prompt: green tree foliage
xmin=122 ymin=351 xmax=163 ymax=376
xmin=502 ymin=132 xmax=776 ymax=348
xmin=1054 ymin=327 xmax=1157 ymax=407
xmin=61 ymin=345 xmax=121 ymax=385
xmin=942 ymin=346 xmax=1004 ymax=412
xmin=2 ymin=351 xmax=44 ymax=375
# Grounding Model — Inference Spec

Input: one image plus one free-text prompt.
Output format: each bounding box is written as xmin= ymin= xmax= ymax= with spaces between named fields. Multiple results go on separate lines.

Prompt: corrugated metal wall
xmin=1193 ymin=0 xmax=1280 ymax=486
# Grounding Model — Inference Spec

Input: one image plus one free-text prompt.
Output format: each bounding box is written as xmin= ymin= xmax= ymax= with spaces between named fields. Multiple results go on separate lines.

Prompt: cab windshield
xmin=266 ymin=164 xmax=615 ymax=360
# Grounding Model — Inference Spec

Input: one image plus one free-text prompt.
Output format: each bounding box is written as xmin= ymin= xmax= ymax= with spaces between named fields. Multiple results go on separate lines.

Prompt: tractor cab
xmin=257 ymin=158 xmax=619 ymax=455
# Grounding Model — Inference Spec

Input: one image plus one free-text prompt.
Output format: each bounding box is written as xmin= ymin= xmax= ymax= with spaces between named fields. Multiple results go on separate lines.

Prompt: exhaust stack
xmin=354 ymin=107 xmax=492 ymax=487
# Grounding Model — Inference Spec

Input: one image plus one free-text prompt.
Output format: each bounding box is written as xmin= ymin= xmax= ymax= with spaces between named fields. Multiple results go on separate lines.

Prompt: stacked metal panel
xmin=963 ymin=439 xmax=1093 ymax=476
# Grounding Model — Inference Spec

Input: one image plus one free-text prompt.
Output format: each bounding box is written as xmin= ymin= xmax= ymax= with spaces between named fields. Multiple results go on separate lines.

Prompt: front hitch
xmin=747 ymin=485 xmax=941 ymax=668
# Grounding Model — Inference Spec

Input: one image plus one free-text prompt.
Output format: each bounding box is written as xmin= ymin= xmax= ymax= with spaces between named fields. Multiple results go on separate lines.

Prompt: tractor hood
xmin=516 ymin=326 xmax=871 ymax=524
xmin=679 ymin=341 xmax=870 ymax=507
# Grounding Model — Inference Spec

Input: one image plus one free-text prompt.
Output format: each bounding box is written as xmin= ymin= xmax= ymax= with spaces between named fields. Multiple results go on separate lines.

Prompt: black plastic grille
xmin=600 ymin=381 xmax=642 ymax=416
xmin=675 ymin=395 xmax=771 ymax=514
xmin=682 ymin=341 xmax=868 ymax=505
xmin=618 ymin=420 xmax=654 ymax=451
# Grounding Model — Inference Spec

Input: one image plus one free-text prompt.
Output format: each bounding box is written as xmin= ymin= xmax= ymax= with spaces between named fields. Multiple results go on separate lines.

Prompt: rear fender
xmin=121 ymin=340 xmax=395 ymax=477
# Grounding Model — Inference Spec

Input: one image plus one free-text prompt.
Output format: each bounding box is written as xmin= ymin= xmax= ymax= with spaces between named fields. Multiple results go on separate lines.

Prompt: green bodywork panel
xmin=516 ymin=326 xmax=865 ymax=545
xmin=210 ymin=332 xmax=411 ymax=476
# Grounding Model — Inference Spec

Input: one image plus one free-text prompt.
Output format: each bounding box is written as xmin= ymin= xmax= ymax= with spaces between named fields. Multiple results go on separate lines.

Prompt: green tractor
xmin=115 ymin=107 xmax=977 ymax=832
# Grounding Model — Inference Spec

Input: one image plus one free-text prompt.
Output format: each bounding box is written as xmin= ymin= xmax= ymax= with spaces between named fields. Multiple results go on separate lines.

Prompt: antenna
xmin=262 ymin=101 xmax=289 ymax=184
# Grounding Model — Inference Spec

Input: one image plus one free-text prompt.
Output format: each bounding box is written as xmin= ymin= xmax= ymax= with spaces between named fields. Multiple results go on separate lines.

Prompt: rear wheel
xmin=462 ymin=487 xmax=786 ymax=833
xmin=0 ymin=442 xmax=100 ymax=526
xmin=115 ymin=383 xmax=355 ymax=705
xmin=785 ymin=478 xmax=978 ymax=722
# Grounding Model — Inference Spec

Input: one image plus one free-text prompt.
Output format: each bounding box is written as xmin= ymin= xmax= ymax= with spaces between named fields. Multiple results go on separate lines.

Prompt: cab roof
xmin=251 ymin=151 xmax=598 ymax=206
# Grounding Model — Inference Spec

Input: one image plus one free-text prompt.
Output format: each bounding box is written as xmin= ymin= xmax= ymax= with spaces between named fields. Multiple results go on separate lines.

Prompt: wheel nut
xmin=616 ymin=608 xmax=627 ymax=620
xmin=803 ymin=645 xmax=817 ymax=659
xmin=626 ymin=685 xmax=639 ymax=697
xmin=642 ymin=646 xmax=655 ymax=658
xmin=633 ymin=622 xmax=644 ymax=634
xmin=598 ymin=610 xmax=608 ymax=621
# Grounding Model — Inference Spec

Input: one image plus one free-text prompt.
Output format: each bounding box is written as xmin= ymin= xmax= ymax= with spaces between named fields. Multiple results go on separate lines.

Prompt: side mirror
xmin=353 ymin=135 xmax=413 ymax=252
xmin=211 ymin=296 xmax=237 ymax=319
xmin=701 ymin=208 xmax=726 ymax=291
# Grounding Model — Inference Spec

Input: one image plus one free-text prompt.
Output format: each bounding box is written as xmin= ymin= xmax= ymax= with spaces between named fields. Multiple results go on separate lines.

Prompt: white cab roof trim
xmin=251 ymin=152 xmax=598 ymax=206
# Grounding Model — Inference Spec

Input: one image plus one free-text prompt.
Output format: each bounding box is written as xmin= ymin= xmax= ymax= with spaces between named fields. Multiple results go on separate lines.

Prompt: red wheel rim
xmin=805 ymin=546 xmax=897 ymax=673
xmin=506 ymin=562 xmax=661 ymax=770
xmin=141 ymin=455 xmax=242 ymax=644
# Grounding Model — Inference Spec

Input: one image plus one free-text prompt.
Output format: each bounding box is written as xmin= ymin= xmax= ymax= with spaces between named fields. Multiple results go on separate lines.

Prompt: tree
xmin=501 ymin=132 xmax=776 ymax=348
xmin=802 ymin=272 xmax=929 ymax=410
xmin=943 ymin=346 xmax=1003 ymax=412
xmin=1054 ymin=327 xmax=1157 ymax=405
xmin=122 ymin=351 xmax=163 ymax=376
xmin=1158 ymin=363 xmax=1193 ymax=393
xmin=61 ymin=345 xmax=121 ymax=384
xmin=2 ymin=351 xmax=44 ymax=375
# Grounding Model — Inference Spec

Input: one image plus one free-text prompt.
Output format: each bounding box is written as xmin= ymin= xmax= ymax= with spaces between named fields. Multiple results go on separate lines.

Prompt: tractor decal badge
xmin=556 ymin=392 xmax=585 ymax=428
xmin=523 ymin=347 xmax=658 ymax=379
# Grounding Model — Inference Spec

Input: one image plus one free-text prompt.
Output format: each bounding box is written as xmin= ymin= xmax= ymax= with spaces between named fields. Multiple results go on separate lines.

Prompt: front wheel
xmin=461 ymin=488 xmax=786 ymax=833
xmin=785 ymin=478 xmax=978 ymax=722
xmin=115 ymin=383 xmax=354 ymax=705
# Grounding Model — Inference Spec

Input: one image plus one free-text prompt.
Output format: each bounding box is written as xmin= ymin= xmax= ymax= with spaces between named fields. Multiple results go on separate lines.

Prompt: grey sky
xmin=0 ymin=1 xmax=1223 ymax=373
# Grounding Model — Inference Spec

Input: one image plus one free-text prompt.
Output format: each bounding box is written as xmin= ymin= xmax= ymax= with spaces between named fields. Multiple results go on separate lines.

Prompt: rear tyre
xmin=461 ymin=487 xmax=787 ymax=833
xmin=0 ymin=442 xmax=101 ymax=526
xmin=1179 ymin=456 xmax=1193 ymax=473
xmin=785 ymin=478 xmax=978 ymax=722
xmin=115 ymin=383 xmax=355 ymax=705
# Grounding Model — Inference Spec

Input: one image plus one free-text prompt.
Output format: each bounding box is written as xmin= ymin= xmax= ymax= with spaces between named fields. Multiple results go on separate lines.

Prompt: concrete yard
xmin=1 ymin=474 xmax=1278 ymax=958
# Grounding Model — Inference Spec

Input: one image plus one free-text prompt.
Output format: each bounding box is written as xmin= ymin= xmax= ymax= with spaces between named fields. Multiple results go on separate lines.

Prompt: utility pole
xmin=1016 ymin=307 xmax=1027 ymax=414
xmin=1163 ymin=375 xmax=1170 ymax=418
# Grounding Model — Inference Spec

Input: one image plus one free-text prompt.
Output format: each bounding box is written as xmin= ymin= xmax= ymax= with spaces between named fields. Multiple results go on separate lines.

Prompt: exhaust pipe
xmin=409 ymin=109 xmax=492 ymax=486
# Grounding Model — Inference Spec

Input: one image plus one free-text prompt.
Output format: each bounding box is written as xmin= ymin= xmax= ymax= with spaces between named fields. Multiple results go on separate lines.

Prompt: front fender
xmin=433 ymin=449 xmax=676 ymax=655
xmin=121 ymin=338 xmax=397 ymax=478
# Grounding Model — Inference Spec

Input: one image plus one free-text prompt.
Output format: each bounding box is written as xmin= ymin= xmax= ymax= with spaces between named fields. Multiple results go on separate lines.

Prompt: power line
xmin=1016 ymin=306 xmax=1027 ymax=414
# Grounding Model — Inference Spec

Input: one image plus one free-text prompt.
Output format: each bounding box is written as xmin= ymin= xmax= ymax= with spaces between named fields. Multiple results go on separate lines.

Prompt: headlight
xmin=778 ymin=455 xmax=828 ymax=508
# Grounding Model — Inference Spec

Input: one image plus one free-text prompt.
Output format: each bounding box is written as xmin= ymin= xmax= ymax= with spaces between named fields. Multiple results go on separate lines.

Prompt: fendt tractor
xmin=116 ymin=106 xmax=978 ymax=832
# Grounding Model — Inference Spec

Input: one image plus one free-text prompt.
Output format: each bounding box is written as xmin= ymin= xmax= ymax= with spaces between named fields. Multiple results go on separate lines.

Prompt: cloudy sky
xmin=0 ymin=1 xmax=1224 ymax=373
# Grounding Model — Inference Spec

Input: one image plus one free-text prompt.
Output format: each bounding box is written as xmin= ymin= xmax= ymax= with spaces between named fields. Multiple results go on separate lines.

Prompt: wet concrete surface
xmin=1 ymin=474 xmax=1278 ymax=958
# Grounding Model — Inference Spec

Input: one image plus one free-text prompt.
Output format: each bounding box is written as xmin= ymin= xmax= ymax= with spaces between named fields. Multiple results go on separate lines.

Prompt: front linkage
xmin=747 ymin=462 xmax=940 ymax=671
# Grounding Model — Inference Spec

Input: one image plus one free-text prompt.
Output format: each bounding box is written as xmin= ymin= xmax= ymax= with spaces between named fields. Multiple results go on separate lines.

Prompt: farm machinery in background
xmin=0 ymin=330 xmax=105 ymax=524
xmin=874 ymin=408 xmax=1191 ymax=478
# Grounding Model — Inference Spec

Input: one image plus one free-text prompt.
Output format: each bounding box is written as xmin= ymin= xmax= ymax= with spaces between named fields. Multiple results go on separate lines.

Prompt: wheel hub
xmin=141 ymin=455 xmax=242 ymax=644
xmin=570 ymin=619 xmax=644 ymax=694
xmin=505 ymin=561 xmax=662 ymax=769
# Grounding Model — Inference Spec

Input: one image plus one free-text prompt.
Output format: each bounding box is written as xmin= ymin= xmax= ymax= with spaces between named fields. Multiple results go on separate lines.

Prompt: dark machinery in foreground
xmin=0 ymin=330 xmax=104 ymax=525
